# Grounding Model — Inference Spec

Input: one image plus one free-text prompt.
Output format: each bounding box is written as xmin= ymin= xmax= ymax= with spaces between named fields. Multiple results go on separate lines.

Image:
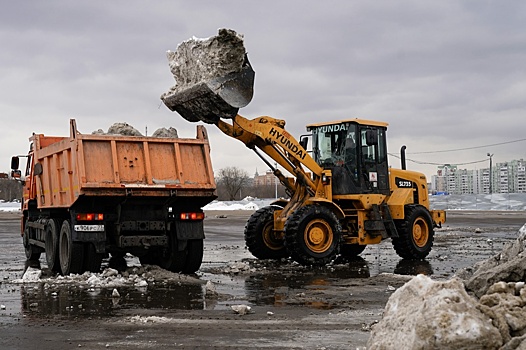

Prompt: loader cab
xmin=308 ymin=119 xmax=390 ymax=195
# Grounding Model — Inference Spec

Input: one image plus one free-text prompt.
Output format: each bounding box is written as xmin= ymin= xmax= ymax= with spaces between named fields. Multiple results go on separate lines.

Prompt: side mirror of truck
xmin=11 ymin=156 xmax=19 ymax=170
xmin=34 ymin=163 xmax=43 ymax=176
xmin=11 ymin=170 xmax=21 ymax=179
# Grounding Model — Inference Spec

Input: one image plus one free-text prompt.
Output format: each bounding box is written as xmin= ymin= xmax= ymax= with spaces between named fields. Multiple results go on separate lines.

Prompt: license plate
xmin=74 ymin=224 xmax=104 ymax=232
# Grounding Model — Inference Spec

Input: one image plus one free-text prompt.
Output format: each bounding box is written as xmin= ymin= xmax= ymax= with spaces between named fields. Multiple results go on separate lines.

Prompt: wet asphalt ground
xmin=0 ymin=210 xmax=524 ymax=349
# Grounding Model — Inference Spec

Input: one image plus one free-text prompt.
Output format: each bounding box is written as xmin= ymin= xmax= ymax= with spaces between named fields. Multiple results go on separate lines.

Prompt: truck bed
xmin=31 ymin=120 xmax=216 ymax=209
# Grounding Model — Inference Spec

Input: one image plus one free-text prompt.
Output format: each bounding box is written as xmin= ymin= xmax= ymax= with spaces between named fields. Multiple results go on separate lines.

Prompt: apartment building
xmin=431 ymin=159 xmax=526 ymax=194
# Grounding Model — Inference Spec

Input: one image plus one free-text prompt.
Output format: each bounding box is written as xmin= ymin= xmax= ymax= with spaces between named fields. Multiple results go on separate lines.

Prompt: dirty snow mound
xmin=457 ymin=223 xmax=526 ymax=297
xmin=161 ymin=28 xmax=246 ymax=98
xmin=152 ymin=127 xmax=178 ymax=138
xmin=20 ymin=267 xmax=42 ymax=282
xmin=11 ymin=265 xmax=203 ymax=288
xmin=107 ymin=122 xmax=143 ymax=136
xmin=367 ymin=275 xmax=503 ymax=349
xmin=477 ymin=281 xmax=526 ymax=345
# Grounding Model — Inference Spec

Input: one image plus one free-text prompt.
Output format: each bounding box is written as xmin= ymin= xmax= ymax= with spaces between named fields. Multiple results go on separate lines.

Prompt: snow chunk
xmin=18 ymin=267 xmax=42 ymax=282
xmin=367 ymin=275 xmax=503 ymax=349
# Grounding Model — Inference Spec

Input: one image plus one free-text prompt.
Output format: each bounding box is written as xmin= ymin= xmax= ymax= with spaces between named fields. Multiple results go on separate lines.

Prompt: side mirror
xmin=34 ymin=163 xmax=43 ymax=176
xmin=11 ymin=170 xmax=21 ymax=179
xmin=365 ymin=129 xmax=378 ymax=146
xmin=11 ymin=156 xmax=19 ymax=170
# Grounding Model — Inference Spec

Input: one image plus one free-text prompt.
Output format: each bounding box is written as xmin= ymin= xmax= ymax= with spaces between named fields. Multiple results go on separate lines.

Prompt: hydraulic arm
xmin=217 ymin=115 xmax=327 ymax=198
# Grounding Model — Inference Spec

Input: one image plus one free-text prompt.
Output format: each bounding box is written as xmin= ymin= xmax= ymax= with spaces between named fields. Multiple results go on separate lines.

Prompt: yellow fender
xmin=305 ymin=197 xmax=346 ymax=219
xmin=387 ymin=188 xmax=414 ymax=220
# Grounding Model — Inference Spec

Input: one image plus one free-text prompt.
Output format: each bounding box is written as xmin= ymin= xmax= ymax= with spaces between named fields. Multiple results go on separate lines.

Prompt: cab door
xmin=358 ymin=126 xmax=390 ymax=195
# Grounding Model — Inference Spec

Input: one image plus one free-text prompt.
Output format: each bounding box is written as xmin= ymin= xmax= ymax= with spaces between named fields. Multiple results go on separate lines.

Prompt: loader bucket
xmin=162 ymin=56 xmax=255 ymax=124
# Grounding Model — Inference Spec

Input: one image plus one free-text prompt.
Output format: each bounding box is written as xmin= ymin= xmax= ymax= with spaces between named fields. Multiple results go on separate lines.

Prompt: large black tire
xmin=83 ymin=243 xmax=103 ymax=273
xmin=45 ymin=219 xmax=61 ymax=272
xmin=284 ymin=205 xmax=341 ymax=266
xmin=392 ymin=205 xmax=434 ymax=259
xmin=182 ymin=239 xmax=204 ymax=274
xmin=244 ymin=206 xmax=288 ymax=260
xmin=339 ymin=244 xmax=367 ymax=259
xmin=139 ymin=250 xmax=160 ymax=265
xmin=158 ymin=233 xmax=187 ymax=273
xmin=59 ymin=220 xmax=84 ymax=275
xmin=23 ymin=225 xmax=41 ymax=261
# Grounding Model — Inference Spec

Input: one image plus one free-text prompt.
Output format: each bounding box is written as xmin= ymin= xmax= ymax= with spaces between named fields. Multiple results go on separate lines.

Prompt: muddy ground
xmin=0 ymin=210 xmax=524 ymax=349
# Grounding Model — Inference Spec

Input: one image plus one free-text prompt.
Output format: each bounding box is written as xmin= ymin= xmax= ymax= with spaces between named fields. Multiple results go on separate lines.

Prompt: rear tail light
xmin=179 ymin=212 xmax=204 ymax=221
xmin=76 ymin=213 xmax=104 ymax=221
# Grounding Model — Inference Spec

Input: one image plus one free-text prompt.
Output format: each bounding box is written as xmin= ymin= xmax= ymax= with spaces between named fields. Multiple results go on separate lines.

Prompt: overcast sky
xmin=2 ymin=1 xmax=525 ymax=181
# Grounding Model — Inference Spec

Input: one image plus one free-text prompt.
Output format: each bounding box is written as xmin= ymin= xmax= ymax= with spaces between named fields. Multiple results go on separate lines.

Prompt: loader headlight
xmin=322 ymin=174 xmax=329 ymax=185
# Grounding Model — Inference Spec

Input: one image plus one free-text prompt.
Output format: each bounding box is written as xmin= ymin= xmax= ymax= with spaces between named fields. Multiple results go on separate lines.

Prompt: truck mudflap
xmin=175 ymin=221 xmax=205 ymax=240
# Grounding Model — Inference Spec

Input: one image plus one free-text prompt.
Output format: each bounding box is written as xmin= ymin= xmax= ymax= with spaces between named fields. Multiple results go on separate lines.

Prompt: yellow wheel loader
xmin=161 ymin=30 xmax=445 ymax=266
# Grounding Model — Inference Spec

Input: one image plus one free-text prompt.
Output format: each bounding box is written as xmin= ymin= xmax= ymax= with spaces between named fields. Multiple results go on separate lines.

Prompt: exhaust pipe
xmin=400 ymin=145 xmax=407 ymax=170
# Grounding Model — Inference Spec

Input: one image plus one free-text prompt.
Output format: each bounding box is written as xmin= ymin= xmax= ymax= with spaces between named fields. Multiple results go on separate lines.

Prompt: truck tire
xmin=158 ymin=234 xmax=187 ymax=273
xmin=392 ymin=205 xmax=434 ymax=259
xmin=284 ymin=205 xmax=341 ymax=266
xmin=23 ymin=225 xmax=41 ymax=261
xmin=139 ymin=251 xmax=159 ymax=265
xmin=182 ymin=239 xmax=203 ymax=274
xmin=339 ymin=244 xmax=366 ymax=260
xmin=83 ymin=243 xmax=103 ymax=273
xmin=45 ymin=219 xmax=61 ymax=272
xmin=59 ymin=220 xmax=85 ymax=275
xmin=244 ymin=206 xmax=288 ymax=260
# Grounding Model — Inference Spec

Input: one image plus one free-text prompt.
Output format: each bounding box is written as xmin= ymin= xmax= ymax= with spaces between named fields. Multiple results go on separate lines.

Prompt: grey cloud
xmin=1 ymin=0 xmax=525 ymax=180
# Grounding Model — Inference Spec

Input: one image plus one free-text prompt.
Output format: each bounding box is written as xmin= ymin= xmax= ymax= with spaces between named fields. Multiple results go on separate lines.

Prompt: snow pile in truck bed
xmin=91 ymin=123 xmax=178 ymax=138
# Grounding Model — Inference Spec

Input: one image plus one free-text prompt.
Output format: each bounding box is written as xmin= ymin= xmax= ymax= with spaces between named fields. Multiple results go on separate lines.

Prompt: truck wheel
xmin=182 ymin=239 xmax=203 ymax=274
xmin=284 ymin=205 xmax=341 ymax=266
xmin=139 ymin=251 xmax=159 ymax=265
xmin=23 ymin=225 xmax=41 ymax=261
xmin=45 ymin=219 xmax=61 ymax=272
xmin=339 ymin=244 xmax=366 ymax=260
xmin=59 ymin=220 xmax=84 ymax=275
xmin=83 ymin=243 xmax=103 ymax=273
xmin=244 ymin=206 xmax=288 ymax=260
xmin=392 ymin=205 xmax=434 ymax=259
xmin=158 ymin=234 xmax=187 ymax=273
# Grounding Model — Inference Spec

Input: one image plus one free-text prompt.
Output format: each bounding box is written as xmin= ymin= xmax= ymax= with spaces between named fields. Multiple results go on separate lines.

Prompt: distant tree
xmin=0 ymin=179 xmax=23 ymax=201
xmin=216 ymin=167 xmax=250 ymax=201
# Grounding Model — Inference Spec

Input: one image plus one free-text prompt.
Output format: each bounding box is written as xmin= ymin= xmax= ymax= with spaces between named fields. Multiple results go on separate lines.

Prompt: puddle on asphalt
xmin=5 ymin=255 xmax=438 ymax=318
xmin=20 ymin=283 xmax=206 ymax=317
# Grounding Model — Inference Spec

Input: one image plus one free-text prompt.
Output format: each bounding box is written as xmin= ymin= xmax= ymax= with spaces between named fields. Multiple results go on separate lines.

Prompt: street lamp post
xmin=487 ymin=153 xmax=494 ymax=194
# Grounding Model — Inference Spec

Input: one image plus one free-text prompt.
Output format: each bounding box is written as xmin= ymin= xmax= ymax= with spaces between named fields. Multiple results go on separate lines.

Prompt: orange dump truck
xmin=11 ymin=119 xmax=216 ymax=275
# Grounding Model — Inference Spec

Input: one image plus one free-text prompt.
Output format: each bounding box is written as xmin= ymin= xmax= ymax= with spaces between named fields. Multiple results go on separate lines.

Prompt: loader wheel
xmin=59 ymin=220 xmax=84 ymax=275
xmin=23 ymin=225 xmax=41 ymax=261
xmin=392 ymin=205 xmax=434 ymax=259
xmin=244 ymin=206 xmax=288 ymax=260
xmin=182 ymin=239 xmax=204 ymax=274
xmin=45 ymin=219 xmax=62 ymax=272
xmin=83 ymin=243 xmax=103 ymax=273
xmin=284 ymin=205 xmax=341 ymax=266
